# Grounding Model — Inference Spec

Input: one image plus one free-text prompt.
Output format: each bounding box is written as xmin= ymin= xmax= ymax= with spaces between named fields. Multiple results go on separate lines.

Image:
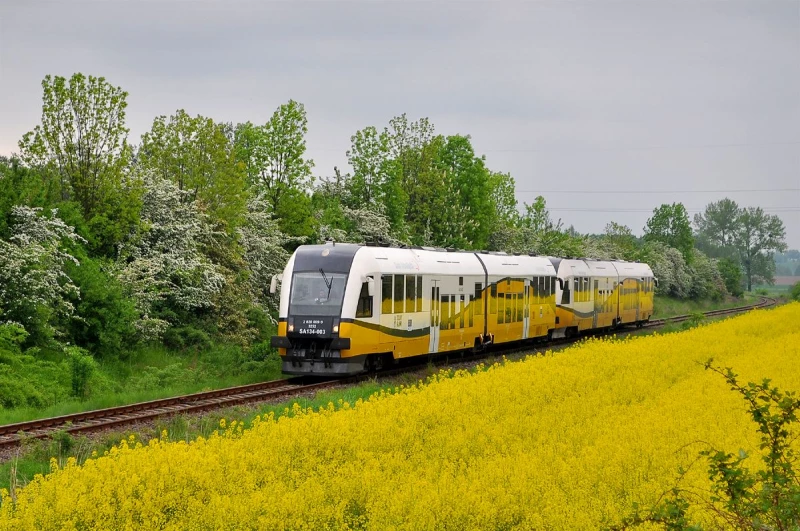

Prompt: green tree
xmin=233 ymin=100 xmax=314 ymax=218
xmin=139 ymin=110 xmax=247 ymax=231
xmin=601 ymin=222 xmax=638 ymax=260
xmin=643 ymin=203 xmax=694 ymax=263
xmin=791 ymin=281 xmax=800 ymax=301
xmin=734 ymin=207 xmax=786 ymax=291
xmin=18 ymin=73 xmax=130 ymax=219
xmin=717 ymin=257 xmax=744 ymax=297
xmin=693 ymin=197 xmax=740 ymax=258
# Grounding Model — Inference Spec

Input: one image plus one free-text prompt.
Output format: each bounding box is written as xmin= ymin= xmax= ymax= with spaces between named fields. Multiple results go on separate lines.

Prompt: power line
xmin=545 ymin=207 xmax=800 ymax=213
xmin=517 ymin=188 xmax=800 ymax=194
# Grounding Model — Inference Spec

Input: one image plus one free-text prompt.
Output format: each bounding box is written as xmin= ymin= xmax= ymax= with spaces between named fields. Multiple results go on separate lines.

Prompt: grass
xmin=653 ymin=294 xmax=756 ymax=319
xmin=0 ymin=342 xmax=283 ymax=426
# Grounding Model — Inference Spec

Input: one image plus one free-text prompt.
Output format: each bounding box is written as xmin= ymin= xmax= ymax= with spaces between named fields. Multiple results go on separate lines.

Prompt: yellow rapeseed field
xmin=1 ymin=304 xmax=798 ymax=530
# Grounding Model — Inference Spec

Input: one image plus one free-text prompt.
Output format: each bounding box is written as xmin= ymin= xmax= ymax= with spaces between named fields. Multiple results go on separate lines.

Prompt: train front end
xmin=270 ymin=243 xmax=367 ymax=376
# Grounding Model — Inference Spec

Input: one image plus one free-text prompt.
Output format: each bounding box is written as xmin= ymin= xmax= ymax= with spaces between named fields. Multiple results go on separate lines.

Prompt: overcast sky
xmin=1 ymin=0 xmax=798 ymax=248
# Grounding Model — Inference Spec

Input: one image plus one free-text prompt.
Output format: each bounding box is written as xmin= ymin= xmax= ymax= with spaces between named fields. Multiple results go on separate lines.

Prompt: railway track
xmin=0 ymin=296 xmax=775 ymax=449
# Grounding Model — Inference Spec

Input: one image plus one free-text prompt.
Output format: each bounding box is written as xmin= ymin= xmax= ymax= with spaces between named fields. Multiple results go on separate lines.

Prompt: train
xmin=270 ymin=242 xmax=656 ymax=376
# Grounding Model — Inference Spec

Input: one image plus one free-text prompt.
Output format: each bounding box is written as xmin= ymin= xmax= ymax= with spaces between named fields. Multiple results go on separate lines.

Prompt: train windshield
xmin=289 ymin=271 xmax=348 ymax=316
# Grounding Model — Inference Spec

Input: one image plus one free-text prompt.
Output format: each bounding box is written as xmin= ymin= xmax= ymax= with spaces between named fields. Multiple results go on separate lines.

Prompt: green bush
xmin=616 ymin=363 xmax=800 ymax=530
xmin=66 ymin=256 xmax=139 ymax=359
xmin=717 ymin=257 xmax=744 ymax=297
xmin=163 ymin=326 xmax=212 ymax=352
xmin=791 ymin=281 xmax=800 ymax=302
xmin=67 ymin=347 xmax=97 ymax=400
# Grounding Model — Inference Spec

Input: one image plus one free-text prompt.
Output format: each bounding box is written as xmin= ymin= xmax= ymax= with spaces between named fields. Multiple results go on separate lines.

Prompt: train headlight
xmin=288 ymin=324 xmax=294 ymax=332
xmin=333 ymin=325 xmax=339 ymax=333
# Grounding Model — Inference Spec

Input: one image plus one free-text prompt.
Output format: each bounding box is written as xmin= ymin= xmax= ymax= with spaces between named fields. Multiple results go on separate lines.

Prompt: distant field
xmin=775 ymin=276 xmax=800 ymax=286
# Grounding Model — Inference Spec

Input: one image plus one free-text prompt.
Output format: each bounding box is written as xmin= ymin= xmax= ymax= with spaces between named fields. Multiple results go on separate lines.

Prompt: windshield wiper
xmin=319 ymin=268 xmax=333 ymax=299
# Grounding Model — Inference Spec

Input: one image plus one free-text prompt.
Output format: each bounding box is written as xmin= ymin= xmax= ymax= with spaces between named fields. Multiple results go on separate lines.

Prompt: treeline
xmin=0 ymin=73 xmax=789 ymax=404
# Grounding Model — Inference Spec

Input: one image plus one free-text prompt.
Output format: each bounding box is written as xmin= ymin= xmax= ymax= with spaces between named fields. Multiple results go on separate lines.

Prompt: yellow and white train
xmin=270 ymin=243 xmax=655 ymax=376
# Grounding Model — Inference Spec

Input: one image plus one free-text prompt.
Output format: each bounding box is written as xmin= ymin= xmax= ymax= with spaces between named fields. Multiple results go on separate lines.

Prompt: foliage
xmin=113 ymin=171 xmax=224 ymax=341
xmin=233 ymin=101 xmax=314 ymax=238
xmin=1 ymin=304 xmax=799 ymax=528
xmin=734 ymin=207 xmax=787 ymax=291
xmin=644 ymin=203 xmax=694 ymax=263
xmin=139 ymin=110 xmax=247 ymax=231
xmin=791 ymin=282 xmax=800 ymax=302
xmin=67 ymin=347 xmax=97 ymax=400
xmin=687 ymin=249 xmax=727 ymax=301
xmin=0 ymin=207 xmax=84 ymax=345
xmin=693 ymin=198 xmax=740 ymax=259
xmin=492 ymin=196 xmax=586 ymax=256
xmin=718 ymin=257 xmax=744 ymax=297
xmin=18 ymin=73 xmax=130 ymax=218
xmin=620 ymin=362 xmax=800 ymax=530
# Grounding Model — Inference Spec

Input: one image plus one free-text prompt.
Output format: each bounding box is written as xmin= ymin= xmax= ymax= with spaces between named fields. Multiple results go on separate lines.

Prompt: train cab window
xmin=405 ymin=275 xmax=416 ymax=313
xmin=550 ymin=277 xmax=556 ymax=300
xmin=490 ymin=284 xmax=498 ymax=314
xmin=394 ymin=274 xmax=404 ymax=313
xmin=382 ymin=275 xmax=393 ymax=314
xmin=356 ymin=281 xmax=373 ymax=318
xmin=416 ymin=276 xmax=423 ymax=312
xmin=539 ymin=276 xmax=547 ymax=301
xmin=562 ymin=278 xmax=571 ymax=305
xmin=440 ymin=295 xmax=450 ymax=330
xmin=474 ymin=283 xmax=483 ymax=315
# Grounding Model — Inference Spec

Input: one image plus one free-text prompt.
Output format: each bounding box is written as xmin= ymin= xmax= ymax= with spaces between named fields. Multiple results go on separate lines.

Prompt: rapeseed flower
xmin=0 ymin=304 xmax=797 ymax=529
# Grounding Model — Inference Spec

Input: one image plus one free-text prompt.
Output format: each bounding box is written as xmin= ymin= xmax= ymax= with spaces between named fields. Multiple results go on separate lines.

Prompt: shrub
xmin=791 ymin=281 xmax=800 ymax=302
xmin=67 ymin=347 xmax=97 ymax=400
xmin=617 ymin=362 xmax=800 ymax=530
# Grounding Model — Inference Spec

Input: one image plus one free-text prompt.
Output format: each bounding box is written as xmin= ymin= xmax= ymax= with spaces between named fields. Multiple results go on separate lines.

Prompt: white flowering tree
xmin=237 ymin=195 xmax=295 ymax=316
xmin=0 ymin=207 xmax=84 ymax=343
xmin=114 ymin=172 xmax=224 ymax=340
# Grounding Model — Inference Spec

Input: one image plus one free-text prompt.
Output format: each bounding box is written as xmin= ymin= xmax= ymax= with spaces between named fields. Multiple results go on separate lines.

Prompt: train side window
xmin=562 ymin=278 xmax=571 ymax=305
xmin=381 ymin=275 xmax=393 ymax=314
xmin=459 ymin=276 xmax=463 ymax=286
xmin=450 ymin=295 xmax=456 ymax=329
xmin=356 ymin=281 xmax=373 ymax=318
xmin=516 ymin=293 xmax=523 ymax=322
xmin=497 ymin=291 xmax=505 ymax=324
xmin=405 ymin=275 xmax=416 ymax=313
xmin=505 ymin=293 xmax=513 ymax=323
xmin=469 ymin=295 xmax=475 ymax=327
xmin=460 ymin=295 xmax=465 ymax=328
xmin=440 ymin=295 xmax=450 ymax=330
xmin=416 ymin=276 xmax=423 ymax=312
xmin=539 ymin=276 xmax=547 ymax=301
xmin=550 ymin=277 xmax=556 ymax=300
xmin=490 ymin=284 xmax=498 ymax=314
xmin=394 ymin=274 xmax=404 ymax=313
xmin=474 ymin=283 xmax=483 ymax=315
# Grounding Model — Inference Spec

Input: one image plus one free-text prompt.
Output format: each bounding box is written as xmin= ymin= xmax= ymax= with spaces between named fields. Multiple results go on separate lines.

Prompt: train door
xmin=429 ymin=281 xmax=440 ymax=353
xmin=522 ymin=279 xmax=530 ymax=339
xmin=593 ymin=279 xmax=600 ymax=328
